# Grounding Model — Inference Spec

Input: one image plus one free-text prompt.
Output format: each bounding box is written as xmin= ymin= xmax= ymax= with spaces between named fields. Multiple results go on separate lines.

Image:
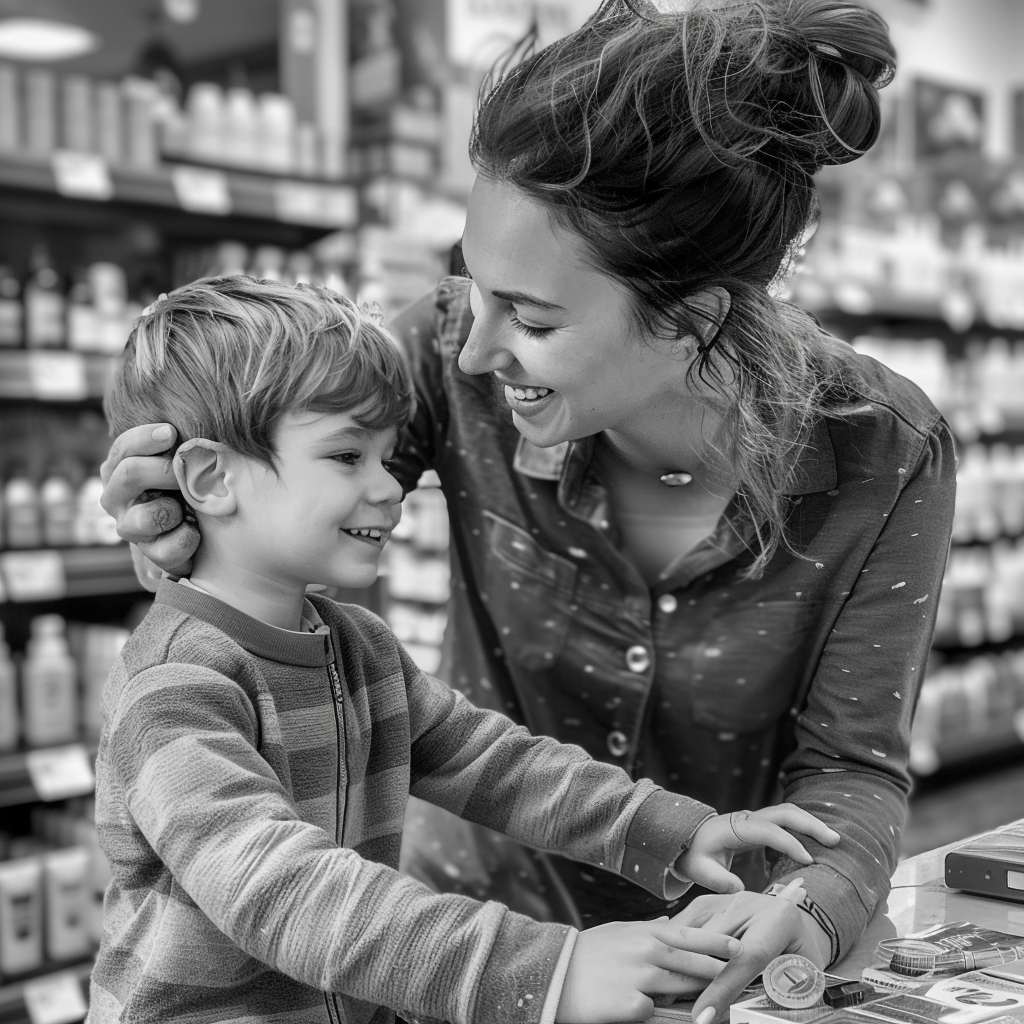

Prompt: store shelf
xmin=1 ymin=547 xmax=144 ymax=602
xmin=0 ymin=150 xmax=357 ymax=230
xmin=0 ymin=743 xmax=96 ymax=809
xmin=0 ymin=960 xmax=91 ymax=1024
xmin=912 ymin=722 xmax=1024 ymax=777
xmin=0 ymin=351 xmax=114 ymax=402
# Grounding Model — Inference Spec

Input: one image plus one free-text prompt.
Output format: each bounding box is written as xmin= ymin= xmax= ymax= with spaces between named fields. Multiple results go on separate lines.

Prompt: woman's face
xmin=459 ymin=176 xmax=695 ymax=449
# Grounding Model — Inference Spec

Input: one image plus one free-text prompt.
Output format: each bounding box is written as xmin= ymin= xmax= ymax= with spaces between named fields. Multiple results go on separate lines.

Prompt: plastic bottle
xmin=43 ymin=847 xmax=93 ymax=960
xmin=3 ymin=467 xmax=42 ymax=549
xmin=75 ymin=468 xmax=121 ymax=546
xmin=0 ymin=263 xmax=23 ymax=346
xmin=259 ymin=92 xmax=296 ymax=174
xmin=24 ymin=241 xmax=65 ymax=349
xmin=66 ymin=266 xmax=100 ymax=352
xmin=40 ymin=464 xmax=78 ymax=547
xmin=0 ymin=623 xmax=18 ymax=752
xmin=21 ymin=614 xmax=79 ymax=747
xmin=225 ymin=86 xmax=258 ymax=166
xmin=0 ymin=858 xmax=44 ymax=975
xmin=186 ymin=81 xmax=225 ymax=163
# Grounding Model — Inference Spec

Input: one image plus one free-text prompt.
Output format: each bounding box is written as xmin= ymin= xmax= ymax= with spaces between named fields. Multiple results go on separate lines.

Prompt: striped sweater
xmin=88 ymin=580 xmax=715 ymax=1024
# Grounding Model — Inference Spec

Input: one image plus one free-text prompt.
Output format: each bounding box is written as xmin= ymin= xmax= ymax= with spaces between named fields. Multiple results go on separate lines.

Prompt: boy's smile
xmin=187 ymin=405 xmax=403 ymax=630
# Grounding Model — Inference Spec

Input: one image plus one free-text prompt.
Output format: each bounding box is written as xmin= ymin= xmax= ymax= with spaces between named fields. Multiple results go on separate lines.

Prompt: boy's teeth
xmin=346 ymin=528 xmax=382 ymax=538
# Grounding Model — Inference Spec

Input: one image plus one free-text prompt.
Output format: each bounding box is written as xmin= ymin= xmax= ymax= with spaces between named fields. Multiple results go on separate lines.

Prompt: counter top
xmin=833 ymin=818 xmax=1024 ymax=979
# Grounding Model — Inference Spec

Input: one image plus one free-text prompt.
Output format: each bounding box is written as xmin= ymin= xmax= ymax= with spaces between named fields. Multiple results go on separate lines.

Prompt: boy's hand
xmin=555 ymin=919 xmax=740 ymax=1023
xmin=100 ymin=423 xmax=199 ymax=581
xmin=677 ymin=804 xmax=840 ymax=894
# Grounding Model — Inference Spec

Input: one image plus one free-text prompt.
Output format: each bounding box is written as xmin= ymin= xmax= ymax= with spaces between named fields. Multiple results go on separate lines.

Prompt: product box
xmin=730 ymin=975 xmax=875 ymax=1024
xmin=945 ymin=823 xmax=1024 ymax=905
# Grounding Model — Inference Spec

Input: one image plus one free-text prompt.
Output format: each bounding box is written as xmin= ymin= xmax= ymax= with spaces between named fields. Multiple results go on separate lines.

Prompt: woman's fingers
xmin=100 ymin=423 xmax=177 ymax=485
xmin=138 ymin=520 xmax=200 ymax=576
xmin=101 ymin=455 xmax=182 ymax=530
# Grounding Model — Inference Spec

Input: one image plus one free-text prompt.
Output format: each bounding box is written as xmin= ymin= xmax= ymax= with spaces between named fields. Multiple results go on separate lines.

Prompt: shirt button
xmin=625 ymin=645 xmax=650 ymax=673
xmin=657 ymin=594 xmax=678 ymax=614
xmin=607 ymin=730 xmax=629 ymax=757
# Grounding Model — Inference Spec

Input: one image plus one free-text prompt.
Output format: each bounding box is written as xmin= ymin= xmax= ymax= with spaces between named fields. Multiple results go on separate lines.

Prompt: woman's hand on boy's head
xmin=671 ymin=891 xmax=831 ymax=1024
xmin=555 ymin=918 xmax=740 ymax=1024
xmin=100 ymin=422 xmax=199 ymax=577
xmin=678 ymin=805 xmax=840 ymax=894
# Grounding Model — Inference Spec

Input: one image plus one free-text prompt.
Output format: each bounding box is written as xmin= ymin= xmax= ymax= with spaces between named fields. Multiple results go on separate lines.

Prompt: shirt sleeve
xmin=387 ymin=279 xmax=470 ymax=493
xmin=107 ymin=660 xmax=573 ymax=1024
xmin=766 ymin=419 xmax=957 ymax=963
xmin=401 ymin=643 xmax=716 ymax=901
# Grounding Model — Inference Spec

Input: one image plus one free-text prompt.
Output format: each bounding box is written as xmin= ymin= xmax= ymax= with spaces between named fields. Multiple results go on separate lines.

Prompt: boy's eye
xmin=331 ymin=452 xmax=360 ymax=466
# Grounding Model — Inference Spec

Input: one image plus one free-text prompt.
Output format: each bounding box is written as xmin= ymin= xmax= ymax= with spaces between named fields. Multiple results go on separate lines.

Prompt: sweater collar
xmin=156 ymin=579 xmax=332 ymax=667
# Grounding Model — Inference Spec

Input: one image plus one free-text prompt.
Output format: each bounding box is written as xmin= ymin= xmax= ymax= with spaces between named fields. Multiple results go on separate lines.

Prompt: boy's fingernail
xmin=696 ymin=1007 xmax=716 ymax=1024
xmin=153 ymin=425 xmax=173 ymax=442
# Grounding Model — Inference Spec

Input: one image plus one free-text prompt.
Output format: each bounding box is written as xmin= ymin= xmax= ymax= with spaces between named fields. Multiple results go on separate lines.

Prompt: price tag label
xmin=51 ymin=150 xmax=114 ymax=201
xmin=0 ymin=550 xmax=66 ymax=601
xmin=172 ymin=165 xmax=232 ymax=215
xmin=26 ymin=744 xmax=95 ymax=802
xmin=274 ymin=181 xmax=357 ymax=227
xmin=23 ymin=972 xmax=88 ymax=1024
xmin=28 ymin=350 xmax=89 ymax=401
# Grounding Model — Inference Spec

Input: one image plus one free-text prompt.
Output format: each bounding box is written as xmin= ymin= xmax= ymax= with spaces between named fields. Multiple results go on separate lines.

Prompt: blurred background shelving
xmin=1 ymin=0 xmax=1024 ymax=1017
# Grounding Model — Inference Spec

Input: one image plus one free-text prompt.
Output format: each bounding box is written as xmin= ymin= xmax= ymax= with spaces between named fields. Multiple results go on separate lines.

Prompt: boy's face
xmin=233 ymin=406 xmax=403 ymax=592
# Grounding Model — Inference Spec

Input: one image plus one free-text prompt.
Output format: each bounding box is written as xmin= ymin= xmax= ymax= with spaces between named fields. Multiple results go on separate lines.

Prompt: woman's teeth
xmin=505 ymin=385 xmax=553 ymax=402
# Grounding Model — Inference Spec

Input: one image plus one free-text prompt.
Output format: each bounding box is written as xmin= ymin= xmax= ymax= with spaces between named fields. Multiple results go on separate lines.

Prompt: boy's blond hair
xmin=105 ymin=276 xmax=413 ymax=466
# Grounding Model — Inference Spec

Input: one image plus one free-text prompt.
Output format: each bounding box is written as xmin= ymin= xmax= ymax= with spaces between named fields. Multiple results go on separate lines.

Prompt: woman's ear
xmin=172 ymin=438 xmax=238 ymax=518
xmin=689 ymin=286 xmax=731 ymax=349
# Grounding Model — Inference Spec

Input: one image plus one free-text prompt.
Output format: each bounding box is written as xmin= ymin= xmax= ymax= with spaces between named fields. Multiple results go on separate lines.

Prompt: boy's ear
xmin=172 ymin=438 xmax=238 ymax=518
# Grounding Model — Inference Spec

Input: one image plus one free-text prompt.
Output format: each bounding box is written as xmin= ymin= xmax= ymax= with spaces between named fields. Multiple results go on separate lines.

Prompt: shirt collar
xmin=511 ymin=418 xmax=837 ymax=496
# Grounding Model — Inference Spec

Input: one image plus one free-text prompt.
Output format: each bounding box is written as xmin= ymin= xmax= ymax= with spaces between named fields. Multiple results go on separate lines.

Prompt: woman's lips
xmin=503 ymin=384 xmax=556 ymax=416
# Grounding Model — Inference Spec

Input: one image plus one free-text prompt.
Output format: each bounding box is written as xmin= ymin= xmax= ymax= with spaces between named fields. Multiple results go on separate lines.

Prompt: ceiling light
xmin=0 ymin=18 xmax=98 ymax=61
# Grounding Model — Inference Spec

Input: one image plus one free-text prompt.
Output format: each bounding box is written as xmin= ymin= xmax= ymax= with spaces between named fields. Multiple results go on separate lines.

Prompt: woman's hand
xmin=670 ymin=892 xmax=832 ymax=1024
xmin=100 ymin=423 xmax=199 ymax=584
xmin=677 ymin=804 xmax=840 ymax=894
xmin=555 ymin=918 xmax=740 ymax=1024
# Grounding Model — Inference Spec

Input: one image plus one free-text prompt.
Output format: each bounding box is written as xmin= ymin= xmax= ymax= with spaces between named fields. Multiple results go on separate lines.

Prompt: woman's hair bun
xmin=613 ymin=0 xmax=896 ymax=173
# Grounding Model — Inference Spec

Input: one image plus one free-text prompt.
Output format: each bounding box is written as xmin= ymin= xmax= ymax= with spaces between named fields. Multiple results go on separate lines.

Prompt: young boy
xmin=93 ymin=277 xmax=837 ymax=1024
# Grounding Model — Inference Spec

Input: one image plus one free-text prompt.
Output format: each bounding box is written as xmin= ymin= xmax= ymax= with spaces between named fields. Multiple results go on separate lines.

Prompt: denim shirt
xmin=389 ymin=276 xmax=957 ymax=961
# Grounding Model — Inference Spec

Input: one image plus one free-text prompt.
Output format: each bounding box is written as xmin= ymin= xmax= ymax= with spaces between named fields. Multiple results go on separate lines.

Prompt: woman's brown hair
xmin=471 ymin=0 xmax=896 ymax=577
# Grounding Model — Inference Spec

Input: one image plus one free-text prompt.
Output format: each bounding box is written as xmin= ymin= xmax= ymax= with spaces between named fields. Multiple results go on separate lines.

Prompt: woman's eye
xmin=509 ymin=314 xmax=555 ymax=339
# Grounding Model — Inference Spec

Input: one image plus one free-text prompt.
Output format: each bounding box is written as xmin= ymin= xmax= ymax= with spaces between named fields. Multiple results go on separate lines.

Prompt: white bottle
xmin=75 ymin=470 xmax=121 ymax=545
xmin=21 ymin=614 xmax=78 ymax=747
xmin=0 ymin=623 xmax=18 ymax=752
xmin=44 ymin=846 xmax=93 ymax=960
xmin=3 ymin=469 xmax=42 ymax=549
xmin=40 ymin=467 xmax=77 ymax=547
xmin=0 ymin=857 xmax=44 ymax=975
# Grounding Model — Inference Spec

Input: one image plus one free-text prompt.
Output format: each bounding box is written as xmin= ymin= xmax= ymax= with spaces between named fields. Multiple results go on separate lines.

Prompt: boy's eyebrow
xmin=313 ymin=425 xmax=375 ymax=444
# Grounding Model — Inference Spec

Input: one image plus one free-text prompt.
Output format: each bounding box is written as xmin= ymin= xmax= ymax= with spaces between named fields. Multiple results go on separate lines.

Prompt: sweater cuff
xmin=540 ymin=929 xmax=578 ymax=1024
xmin=770 ymin=864 xmax=867 ymax=966
xmin=621 ymin=790 xmax=716 ymax=900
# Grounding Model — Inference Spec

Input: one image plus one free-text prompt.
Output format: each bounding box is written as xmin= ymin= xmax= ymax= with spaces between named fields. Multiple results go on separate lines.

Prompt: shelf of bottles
xmin=0 ymin=59 xmax=357 ymax=230
xmin=784 ymin=153 xmax=1024 ymax=775
xmin=380 ymin=472 xmax=450 ymax=676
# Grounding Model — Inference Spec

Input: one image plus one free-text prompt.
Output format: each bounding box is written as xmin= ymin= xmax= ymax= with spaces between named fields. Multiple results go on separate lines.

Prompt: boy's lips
xmin=341 ymin=527 xmax=390 ymax=543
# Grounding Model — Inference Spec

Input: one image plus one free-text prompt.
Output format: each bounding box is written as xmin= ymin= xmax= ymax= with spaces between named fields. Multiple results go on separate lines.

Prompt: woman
xmin=100 ymin=0 xmax=955 ymax=1017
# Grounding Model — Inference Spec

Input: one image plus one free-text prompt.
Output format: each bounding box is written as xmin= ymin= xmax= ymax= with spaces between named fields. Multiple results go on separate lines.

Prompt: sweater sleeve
xmin=107 ymin=660 xmax=574 ymax=1024
xmin=402 ymin=643 xmax=716 ymax=901
xmin=766 ymin=420 xmax=957 ymax=962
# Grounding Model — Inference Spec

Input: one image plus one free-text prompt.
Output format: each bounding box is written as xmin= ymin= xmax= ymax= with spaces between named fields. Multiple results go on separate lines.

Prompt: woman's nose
xmin=458 ymin=315 xmax=513 ymax=377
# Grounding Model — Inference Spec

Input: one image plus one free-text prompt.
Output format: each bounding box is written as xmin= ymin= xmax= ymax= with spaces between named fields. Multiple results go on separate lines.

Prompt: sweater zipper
xmin=326 ymin=656 xmax=348 ymax=844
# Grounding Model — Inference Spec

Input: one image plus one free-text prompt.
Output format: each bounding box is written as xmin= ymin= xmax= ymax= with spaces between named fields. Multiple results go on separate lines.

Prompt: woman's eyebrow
xmin=491 ymin=288 xmax=566 ymax=312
